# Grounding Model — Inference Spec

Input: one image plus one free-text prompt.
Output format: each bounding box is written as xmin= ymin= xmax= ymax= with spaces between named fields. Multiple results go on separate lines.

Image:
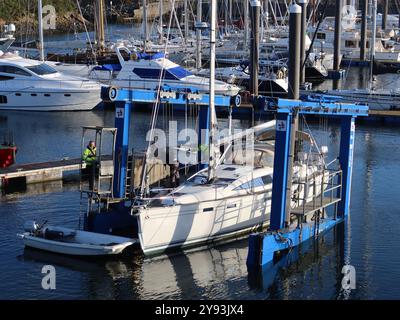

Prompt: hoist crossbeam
xmin=102 ymin=86 xmax=239 ymax=108
xmin=258 ymin=97 xmax=369 ymax=117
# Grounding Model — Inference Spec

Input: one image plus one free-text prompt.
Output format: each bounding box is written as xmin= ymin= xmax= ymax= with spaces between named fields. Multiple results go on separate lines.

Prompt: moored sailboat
xmin=133 ymin=0 xmax=331 ymax=255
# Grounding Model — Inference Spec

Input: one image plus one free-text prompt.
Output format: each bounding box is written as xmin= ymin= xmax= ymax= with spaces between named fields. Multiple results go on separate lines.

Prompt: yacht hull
xmin=305 ymin=65 xmax=328 ymax=80
xmin=137 ymin=168 xmax=327 ymax=255
xmin=0 ymin=88 xmax=101 ymax=111
xmin=138 ymin=193 xmax=271 ymax=255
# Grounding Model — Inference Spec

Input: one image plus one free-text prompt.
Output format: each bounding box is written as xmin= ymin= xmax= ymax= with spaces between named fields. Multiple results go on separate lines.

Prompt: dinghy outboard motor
xmin=24 ymin=220 xmax=50 ymax=237
xmin=24 ymin=221 xmax=41 ymax=234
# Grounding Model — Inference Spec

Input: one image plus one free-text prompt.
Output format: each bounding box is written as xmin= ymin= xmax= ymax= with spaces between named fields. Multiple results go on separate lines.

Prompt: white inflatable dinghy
xmin=18 ymin=221 xmax=136 ymax=256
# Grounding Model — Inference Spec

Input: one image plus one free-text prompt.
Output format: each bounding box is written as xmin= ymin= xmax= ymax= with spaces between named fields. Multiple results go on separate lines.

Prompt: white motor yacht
xmin=90 ymin=46 xmax=240 ymax=96
xmin=0 ymin=51 xmax=102 ymax=111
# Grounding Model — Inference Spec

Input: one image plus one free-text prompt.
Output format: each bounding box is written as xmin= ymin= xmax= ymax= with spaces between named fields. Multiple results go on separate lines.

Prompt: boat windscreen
xmin=167 ymin=66 xmax=193 ymax=79
xmin=26 ymin=63 xmax=58 ymax=75
xmin=132 ymin=66 xmax=193 ymax=81
xmin=137 ymin=52 xmax=166 ymax=60
xmin=234 ymin=177 xmax=265 ymax=190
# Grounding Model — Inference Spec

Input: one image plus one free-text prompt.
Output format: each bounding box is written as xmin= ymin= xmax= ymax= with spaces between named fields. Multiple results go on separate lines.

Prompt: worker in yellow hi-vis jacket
xmin=82 ymin=141 xmax=97 ymax=190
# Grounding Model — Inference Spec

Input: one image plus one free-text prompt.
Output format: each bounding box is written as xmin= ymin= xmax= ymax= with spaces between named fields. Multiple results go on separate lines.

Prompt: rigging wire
xmin=139 ymin=0 xmax=177 ymax=198
xmin=75 ymin=0 xmax=97 ymax=61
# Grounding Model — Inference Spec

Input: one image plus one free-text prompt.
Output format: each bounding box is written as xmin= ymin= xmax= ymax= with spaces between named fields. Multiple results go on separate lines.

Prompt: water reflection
xmin=137 ymin=244 xmax=250 ymax=299
xmin=1 ymin=180 xmax=79 ymax=197
xmin=19 ymin=247 xmax=140 ymax=299
xmin=17 ymin=221 xmax=349 ymax=300
xmin=248 ymin=222 xmax=348 ymax=300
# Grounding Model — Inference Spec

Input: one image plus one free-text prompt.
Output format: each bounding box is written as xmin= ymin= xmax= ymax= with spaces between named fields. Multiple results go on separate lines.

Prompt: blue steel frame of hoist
xmin=86 ymin=86 xmax=237 ymax=235
xmin=105 ymin=86 xmax=238 ymax=199
xmin=247 ymin=97 xmax=368 ymax=267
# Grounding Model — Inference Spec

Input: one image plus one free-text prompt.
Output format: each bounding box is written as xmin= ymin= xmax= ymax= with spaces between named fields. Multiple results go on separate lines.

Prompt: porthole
xmin=0 ymin=95 xmax=7 ymax=103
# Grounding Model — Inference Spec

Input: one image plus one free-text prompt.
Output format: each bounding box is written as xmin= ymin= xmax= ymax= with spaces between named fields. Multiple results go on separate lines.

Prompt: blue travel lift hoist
xmin=246 ymin=97 xmax=369 ymax=268
xmin=82 ymin=86 xmax=241 ymax=234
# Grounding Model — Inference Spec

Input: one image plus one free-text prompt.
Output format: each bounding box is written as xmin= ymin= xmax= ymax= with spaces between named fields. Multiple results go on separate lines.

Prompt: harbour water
xmin=1 ymin=20 xmax=400 ymax=299
xmin=1 ymin=68 xmax=400 ymax=299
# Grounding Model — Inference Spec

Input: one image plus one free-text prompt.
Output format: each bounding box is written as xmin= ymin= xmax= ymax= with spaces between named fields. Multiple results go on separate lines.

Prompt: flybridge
xmin=132 ymin=66 xmax=193 ymax=80
xmin=135 ymin=52 xmax=166 ymax=60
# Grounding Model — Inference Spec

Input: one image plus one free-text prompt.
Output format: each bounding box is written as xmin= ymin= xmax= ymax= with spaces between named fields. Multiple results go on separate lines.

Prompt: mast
xmin=208 ymin=0 xmax=217 ymax=181
xmin=382 ymin=0 xmax=388 ymax=30
xmin=142 ymin=0 xmax=148 ymax=50
xmin=38 ymin=0 xmax=44 ymax=61
xmin=184 ymin=0 xmax=189 ymax=44
xmin=360 ymin=0 xmax=368 ymax=61
xmin=225 ymin=0 xmax=229 ymax=34
xmin=244 ymin=0 xmax=249 ymax=49
xmin=260 ymin=0 xmax=264 ymax=39
xmin=298 ymin=0 xmax=308 ymax=85
xmin=370 ymin=0 xmax=377 ymax=87
xmin=264 ymin=0 xmax=268 ymax=28
xmin=250 ymin=0 xmax=260 ymax=96
xmin=96 ymin=0 xmax=106 ymax=53
xmin=230 ymin=0 xmax=233 ymax=28
xmin=159 ymin=0 xmax=163 ymax=44
xmin=196 ymin=0 xmax=203 ymax=69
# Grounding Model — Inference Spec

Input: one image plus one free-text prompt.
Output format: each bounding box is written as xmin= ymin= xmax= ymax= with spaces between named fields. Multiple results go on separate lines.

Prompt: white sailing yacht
xmin=135 ymin=140 xmax=329 ymax=255
xmin=133 ymin=0 xmax=330 ymax=255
